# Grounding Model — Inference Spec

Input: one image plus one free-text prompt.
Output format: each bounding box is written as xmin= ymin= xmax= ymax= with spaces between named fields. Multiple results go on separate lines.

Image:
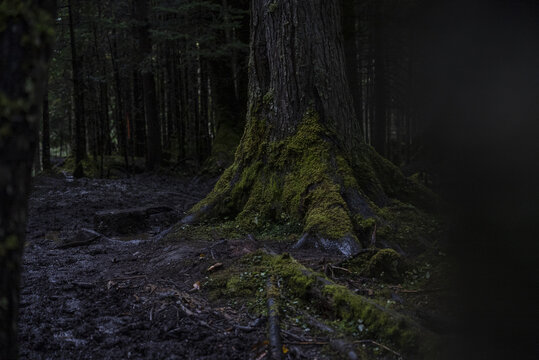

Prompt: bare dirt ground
xmin=19 ymin=173 xmax=452 ymax=360
xmin=19 ymin=174 xmax=276 ymax=360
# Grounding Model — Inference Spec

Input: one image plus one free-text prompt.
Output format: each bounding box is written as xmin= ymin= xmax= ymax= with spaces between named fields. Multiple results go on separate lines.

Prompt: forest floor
xmin=19 ymin=171 xmax=453 ymax=360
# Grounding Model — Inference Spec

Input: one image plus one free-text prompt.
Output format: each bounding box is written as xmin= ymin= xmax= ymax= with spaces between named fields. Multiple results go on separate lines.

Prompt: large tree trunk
xmin=0 ymin=1 xmax=56 ymax=357
xmin=186 ymin=0 xmax=433 ymax=256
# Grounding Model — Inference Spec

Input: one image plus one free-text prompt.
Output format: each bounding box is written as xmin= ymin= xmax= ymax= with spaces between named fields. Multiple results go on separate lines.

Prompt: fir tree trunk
xmin=42 ymin=86 xmax=51 ymax=170
xmin=68 ymin=0 xmax=86 ymax=177
xmin=198 ymin=61 xmax=210 ymax=164
xmin=132 ymin=70 xmax=146 ymax=157
xmin=202 ymin=57 xmax=243 ymax=174
xmin=136 ymin=0 xmax=162 ymax=170
xmin=342 ymin=0 xmax=363 ymax=133
xmin=99 ymin=77 xmax=111 ymax=155
xmin=108 ymin=30 xmax=128 ymax=169
xmin=373 ymin=5 xmax=387 ymax=157
xmin=186 ymin=0 xmax=433 ymax=256
xmin=177 ymin=58 xmax=187 ymax=162
xmin=0 ymin=1 xmax=56 ymax=357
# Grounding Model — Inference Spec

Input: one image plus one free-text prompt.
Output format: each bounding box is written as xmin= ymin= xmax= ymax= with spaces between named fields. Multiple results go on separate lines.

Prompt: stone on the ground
xmin=94 ymin=206 xmax=175 ymax=236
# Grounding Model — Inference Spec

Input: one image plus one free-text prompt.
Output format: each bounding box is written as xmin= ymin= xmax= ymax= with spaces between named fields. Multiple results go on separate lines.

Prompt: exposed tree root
xmin=206 ymin=251 xmax=441 ymax=358
xmin=267 ymin=276 xmax=283 ymax=360
xmin=183 ymin=111 xmax=439 ymax=256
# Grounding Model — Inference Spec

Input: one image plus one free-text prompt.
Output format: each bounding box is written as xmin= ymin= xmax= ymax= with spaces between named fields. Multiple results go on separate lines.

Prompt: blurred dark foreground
xmin=417 ymin=0 xmax=539 ymax=358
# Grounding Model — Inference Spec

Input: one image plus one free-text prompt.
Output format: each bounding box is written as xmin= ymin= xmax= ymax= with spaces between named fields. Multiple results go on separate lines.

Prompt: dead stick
xmin=281 ymin=329 xmax=308 ymax=342
xmin=267 ymin=276 xmax=282 ymax=360
xmin=286 ymin=341 xmax=329 ymax=345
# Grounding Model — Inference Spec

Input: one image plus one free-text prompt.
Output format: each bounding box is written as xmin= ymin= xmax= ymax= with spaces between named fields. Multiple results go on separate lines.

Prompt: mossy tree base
xmin=185 ymin=110 xmax=437 ymax=256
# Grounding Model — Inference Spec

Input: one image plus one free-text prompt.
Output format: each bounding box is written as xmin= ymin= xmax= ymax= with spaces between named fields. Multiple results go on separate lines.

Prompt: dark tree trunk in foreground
xmin=136 ymin=0 xmax=162 ymax=171
xmin=0 ymin=1 xmax=56 ymax=357
xmin=187 ymin=0 xmax=432 ymax=255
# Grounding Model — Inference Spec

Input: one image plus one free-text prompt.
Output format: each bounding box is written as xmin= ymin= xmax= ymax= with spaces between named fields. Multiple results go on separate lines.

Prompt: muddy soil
xmin=19 ymin=174 xmax=280 ymax=360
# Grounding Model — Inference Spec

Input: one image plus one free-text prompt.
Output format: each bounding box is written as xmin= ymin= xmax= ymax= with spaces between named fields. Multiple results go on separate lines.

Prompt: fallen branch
xmin=57 ymin=228 xmax=109 ymax=249
xmin=286 ymin=341 xmax=328 ymax=345
xmin=281 ymin=329 xmax=309 ymax=342
xmin=267 ymin=276 xmax=282 ymax=360
xmin=257 ymin=252 xmax=436 ymax=355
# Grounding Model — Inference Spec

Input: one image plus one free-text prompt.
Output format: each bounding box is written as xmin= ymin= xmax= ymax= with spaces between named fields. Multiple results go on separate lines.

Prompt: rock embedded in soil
xmin=57 ymin=228 xmax=105 ymax=248
xmin=94 ymin=206 xmax=175 ymax=236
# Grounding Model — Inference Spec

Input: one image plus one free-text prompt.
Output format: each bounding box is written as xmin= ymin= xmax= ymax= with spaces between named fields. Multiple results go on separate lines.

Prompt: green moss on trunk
xmin=188 ymin=111 xmax=364 ymax=254
xmin=186 ymin=109 xmax=439 ymax=255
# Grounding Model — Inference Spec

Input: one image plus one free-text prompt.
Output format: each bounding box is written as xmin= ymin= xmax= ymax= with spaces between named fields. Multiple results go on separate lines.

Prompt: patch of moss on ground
xmin=376 ymin=201 xmax=441 ymax=253
xmin=204 ymin=251 xmax=439 ymax=357
xmin=343 ymin=248 xmax=406 ymax=283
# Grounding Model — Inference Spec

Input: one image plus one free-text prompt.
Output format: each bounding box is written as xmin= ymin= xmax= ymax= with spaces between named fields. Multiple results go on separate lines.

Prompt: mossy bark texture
xmin=186 ymin=0 xmax=435 ymax=255
xmin=0 ymin=1 xmax=56 ymax=358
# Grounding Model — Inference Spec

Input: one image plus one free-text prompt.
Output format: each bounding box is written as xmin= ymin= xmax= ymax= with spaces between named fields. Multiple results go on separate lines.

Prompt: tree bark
xmin=42 ymin=84 xmax=51 ymax=170
xmin=342 ymin=0 xmax=363 ymax=136
xmin=202 ymin=57 xmax=243 ymax=174
xmin=68 ymin=0 xmax=86 ymax=177
xmin=177 ymin=57 xmax=187 ymax=162
xmin=136 ymin=0 xmax=162 ymax=171
xmin=198 ymin=60 xmax=210 ymax=164
xmin=107 ymin=29 xmax=129 ymax=170
xmin=373 ymin=4 xmax=387 ymax=157
xmin=186 ymin=0 xmax=433 ymax=256
xmin=0 ymin=1 xmax=56 ymax=357
xmin=132 ymin=70 xmax=146 ymax=157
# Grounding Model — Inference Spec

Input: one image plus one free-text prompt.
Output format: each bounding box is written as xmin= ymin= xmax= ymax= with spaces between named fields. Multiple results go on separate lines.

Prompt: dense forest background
xmin=39 ymin=0 xmax=441 ymax=181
